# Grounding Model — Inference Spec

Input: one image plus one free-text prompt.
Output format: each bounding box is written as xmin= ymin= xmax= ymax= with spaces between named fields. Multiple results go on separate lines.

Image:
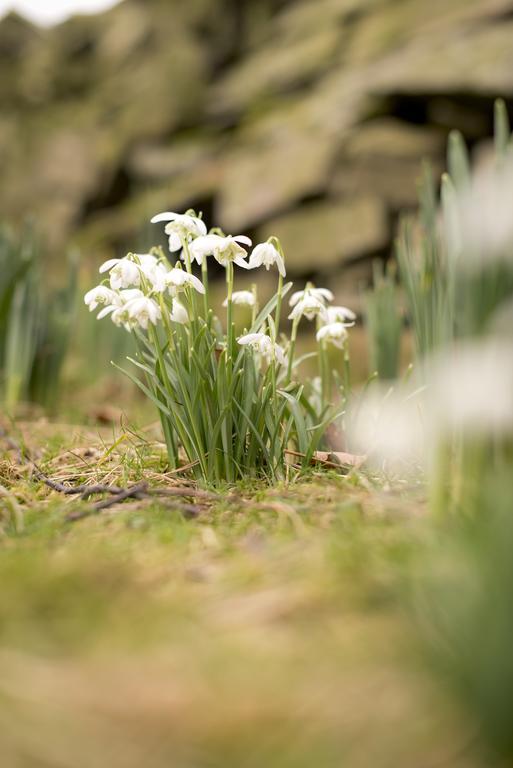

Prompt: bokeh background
xmin=2 ymin=0 xmax=513 ymax=417
xmin=2 ymin=0 xmax=513 ymax=306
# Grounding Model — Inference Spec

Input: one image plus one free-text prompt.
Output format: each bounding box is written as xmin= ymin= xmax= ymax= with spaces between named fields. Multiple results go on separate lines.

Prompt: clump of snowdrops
xmin=85 ymin=211 xmax=355 ymax=484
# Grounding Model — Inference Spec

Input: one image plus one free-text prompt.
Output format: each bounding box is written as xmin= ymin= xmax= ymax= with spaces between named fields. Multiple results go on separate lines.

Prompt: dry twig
xmin=0 ymin=424 xmax=218 ymax=523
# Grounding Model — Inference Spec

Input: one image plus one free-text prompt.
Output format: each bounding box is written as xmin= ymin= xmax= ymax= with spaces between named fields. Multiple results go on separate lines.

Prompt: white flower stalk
xmin=223 ymin=290 xmax=255 ymax=307
xmin=325 ymin=305 xmax=356 ymax=325
xmin=164 ymin=268 xmax=205 ymax=296
xmin=248 ymin=242 xmax=286 ymax=276
xmin=169 ymin=300 xmax=189 ymax=324
xmin=99 ymin=257 xmax=141 ymax=290
xmin=151 ymin=211 xmax=207 ymax=252
xmin=84 ymin=285 xmax=119 ymax=312
xmin=288 ymin=293 xmax=329 ymax=322
xmin=238 ymin=332 xmax=287 ymax=366
xmin=289 ymin=287 xmax=334 ymax=308
xmin=316 ymin=322 xmax=349 ymax=349
xmin=190 ymin=234 xmax=252 ymax=268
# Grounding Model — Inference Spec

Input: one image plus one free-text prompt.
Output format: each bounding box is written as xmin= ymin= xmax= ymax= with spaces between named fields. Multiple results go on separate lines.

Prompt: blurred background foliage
xmin=2 ymin=0 xmax=513 ymax=306
xmin=2 ymin=0 xmax=513 ymax=412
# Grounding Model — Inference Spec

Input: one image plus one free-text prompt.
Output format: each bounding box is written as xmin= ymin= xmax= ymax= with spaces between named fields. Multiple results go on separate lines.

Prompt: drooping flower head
xmin=289 ymin=287 xmax=334 ymax=308
xmin=151 ymin=211 xmax=207 ymax=252
xmin=99 ymin=257 xmax=141 ymax=290
xmin=238 ymin=332 xmax=287 ymax=366
xmin=123 ymin=296 xmax=162 ymax=330
xmin=288 ymin=285 xmax=333 ymax=322
xmin=169 ymin=300 xmax=189 ymax=324
xmin=248 ymin=241 xmax=286 ymax=277
xmin=223 ymin=290 xmax=255 ymax=307
xmin=325 ymin=305 xmax=356 ymax=325
xmin=96 ymin=289 xmax=145 ymax=330
xmin=190 ymin=234 xmax=252 ymax=268
xmin=133 ymin=253 xmax=169 ymax=292
xmin=164 ymin=268 xmax=205 ymax=297
xmin=84 ymin=285 xmax=119 ymax=312
xmin=316 ymin=322 xmax=349 ymax=349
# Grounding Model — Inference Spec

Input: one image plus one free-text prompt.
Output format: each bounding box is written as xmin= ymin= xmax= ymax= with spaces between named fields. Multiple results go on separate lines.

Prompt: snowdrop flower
xmin=100 ymin=257 xmax=141 ymax=290
xmin=238 ymin=332 xmax=287 ymax=366
xmin=84 ymin=285 xmax=119 ymax=312
xmin=118 ymin=288 xmax=145 ymax=303
xmin=164 ymin=268 xmax=205 ymax=296
xmin=96 ymin=289 xmax=145 ymax=326
xmin=288 ymin=293 xmax=329 ymax=322
xmin=132 ymin=253 xmax=169 ymax=292
xmin=151 ymin=211 xmax=207 ymax=252
xmin=95 ymin=289 xmax=139 ymax=329
xmin=289 ymin=287 xmax=333 ymax=308
xmin=189 ymin=234 xmax=252 ymax=268
xmin=169 ymin=300 xmax=189 ymax=324
xmin=248 ymin=242 xmax=286 ymax=276
xmin=223 ymin=290 xmax=255 ymax=307
xmin=316 ymin=322 xmax=349 ymax=349
xmin=325 ymin=305 xmax=356 ymax=325
xmin=124 ymin=296 xmax=161 ymax=330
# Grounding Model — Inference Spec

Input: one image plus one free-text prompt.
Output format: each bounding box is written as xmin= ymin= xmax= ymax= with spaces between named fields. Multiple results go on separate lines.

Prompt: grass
xmin=0 ymin=420 xmax=485 ymax=768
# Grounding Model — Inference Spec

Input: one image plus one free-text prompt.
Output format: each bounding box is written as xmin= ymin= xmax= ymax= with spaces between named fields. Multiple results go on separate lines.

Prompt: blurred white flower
xmin=248 ymin=242 xmax=286 ymax=276
xmin=289 ymin=287 xmax=333 ymax=307
xmin=169 ymin=300 xmax=189 ymax=324
xmin=316 ymin=322 xmax=349 ymax=348
xmin=189 ymin=234 xmax=252 ymax=268
xmin=151 ymin=211 xmax=207 ymax=252
xmin=325 ymin=305 xmax=356 ymax=324
xmin=347 ymin=339 xmax=513 ymax=472
xmin=223 ymin=290 xmax=255 ymax=307
xmin=99 ymin=257 xmax=141 ymax=290
xmin=457 ymin=155 xmax=513 ymax=267
xmin=288 ymin=293 xmax=329 ymax=322
xmin=429 ymin=340 xmax=513 ymax=434
xmin=84 ymin=285 xmax=119 ymax=312
xmin=347 ymin=384 xmax=427 ymax=471
xmin=164 ymin=268 xmax=205 ymax=296
xmin=238 ymin=332 xmax=287 ymax=366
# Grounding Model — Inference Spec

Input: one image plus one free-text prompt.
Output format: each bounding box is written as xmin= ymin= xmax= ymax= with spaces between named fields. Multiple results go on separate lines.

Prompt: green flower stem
xmin=251 ymin=283 xmax=258 ymax=326
xmin=319 ymin=339 xmax=329 ymax=409
xmin=226 ymin=261 xmax=234 ymax=359
xmin=286 ymin=318 xmax=299 ymax=384
xmin=147 ymin=324 xmax=178 ymax=468
xmin=274 ymin=272 xmax=283 ymax=336
xmin=181 ymin=238 xmax=192 ymax=274
xmin=223 ymin=260 xmax=235 ymax=482
xmin=180 ymin=237 xmax=199 ymax=322
xmin=201 ymin=258 xmax=209 ymax=321
xmin=343 ymin=339 xmax=351 ymax=401
xmin=158 ymin=295 xmax=176 ymax=351
xmin=165 ymin=334 xmax=209 ymax=480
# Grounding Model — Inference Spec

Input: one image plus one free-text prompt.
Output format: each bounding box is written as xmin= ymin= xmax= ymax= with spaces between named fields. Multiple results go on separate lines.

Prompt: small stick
xmin=92 ymin=482 xmax=148 ymax=511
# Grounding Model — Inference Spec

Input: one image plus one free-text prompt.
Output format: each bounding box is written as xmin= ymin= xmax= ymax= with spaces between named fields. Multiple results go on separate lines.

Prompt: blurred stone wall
xmin=2 ymin=0 xmax=513 ymax=298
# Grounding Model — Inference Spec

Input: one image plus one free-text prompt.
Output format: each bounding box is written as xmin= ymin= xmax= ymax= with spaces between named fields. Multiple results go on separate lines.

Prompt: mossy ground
xmin=0 ymin=420 xmax=480 ymax=767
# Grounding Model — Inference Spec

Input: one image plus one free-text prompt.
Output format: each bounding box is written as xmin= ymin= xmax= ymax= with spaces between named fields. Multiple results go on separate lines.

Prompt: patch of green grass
xmin=0 ymin=427 xmax=484 ymax=767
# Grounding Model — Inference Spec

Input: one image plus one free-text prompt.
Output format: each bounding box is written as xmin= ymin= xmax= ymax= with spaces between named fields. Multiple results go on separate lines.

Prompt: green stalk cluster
xmin=0 ymin=225 xmax=76 ymax=411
